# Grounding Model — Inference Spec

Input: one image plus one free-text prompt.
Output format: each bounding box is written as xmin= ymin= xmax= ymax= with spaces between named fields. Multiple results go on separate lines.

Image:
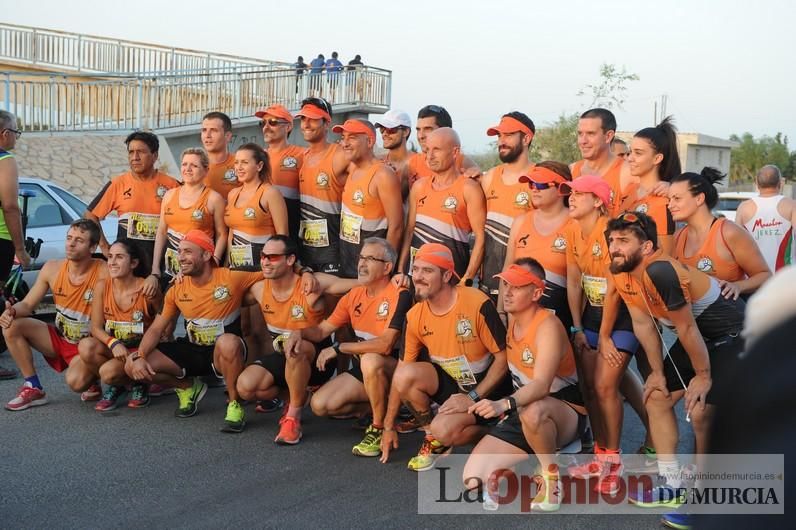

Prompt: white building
xmin=616 ymin=132 xmax=738 ymax=178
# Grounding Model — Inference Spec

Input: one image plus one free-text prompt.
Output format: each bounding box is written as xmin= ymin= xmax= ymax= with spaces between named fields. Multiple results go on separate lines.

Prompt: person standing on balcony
xmin=294 ymin=56 xmax=307 ymax=95
xmin=85 ymin=131 xmax=180 ymax=260
xmin=309 ymin=54 xmax=325 ymax=95
xmin=0 ymin=110 xmax=32 ymax=380
xmin=346 ymin=54 xmax=363 ymax=70
xmin=295 ymin=98 xmax=350 ymax=275
xmin=256 ymin=105 xmax=304 ymax=242
xmin=201 ymin=112 xmax=239 ymax=200
xmin=346 ymin=55 xmax=363 ymax=99
xmin=325 ymin=52 xmax=344 ymax=95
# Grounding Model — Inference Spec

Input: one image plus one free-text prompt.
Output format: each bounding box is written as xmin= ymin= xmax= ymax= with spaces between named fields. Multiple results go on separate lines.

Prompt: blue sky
xmin=3 ymin=0 xmax=794 ymax=152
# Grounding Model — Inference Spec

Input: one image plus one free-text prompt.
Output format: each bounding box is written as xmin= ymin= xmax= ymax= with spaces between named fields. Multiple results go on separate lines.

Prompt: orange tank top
xmin=268 ymin=145 xmax=304 ymax=202
xmin=506 ymin=309 xmax=578 ymax=393
xmin=674 ymin=218 xmax=744 ymax=281
xmin=572 ymin=157 xmax=624 ymax=216
xmin=340 ymin=161 xmax=388 ymax=244
xmin=206 ymin=153 xmax=239 ymax=199
xmin=484 ymin=165 xmax=532 ymax=227
xmin=225 ymin=184 xmax=276 ymax=269
xmin=163 ymin=186 xmax=216 ymax=277
xmin=617 ymin=182 xmax=674 ymax=236
xmin=102 ymin=277 xmax=153 ymax=347
xmin=511 ymin=211 xmax=573 ymax=287
xmin=259 ymin=276 xmax=325 ymax=350
xmin=298 ymin=144 xmax=344 ymax=255
xmin=407 ymin=151 xmax=466 ymax=187
xmin=53 ymin=259 xmax=105 ymax=344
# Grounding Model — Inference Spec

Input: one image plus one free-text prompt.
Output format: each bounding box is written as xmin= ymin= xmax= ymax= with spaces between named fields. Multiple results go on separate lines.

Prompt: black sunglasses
xmin=3 ymin=128 xmax=22 ymax=139
xmin=260 ymin=119 xmax=288 ymax=127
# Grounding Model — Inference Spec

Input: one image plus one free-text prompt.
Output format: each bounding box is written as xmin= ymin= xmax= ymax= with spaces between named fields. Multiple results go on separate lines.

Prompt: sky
xmin=2 ymin=0 xmax=795 ymax=153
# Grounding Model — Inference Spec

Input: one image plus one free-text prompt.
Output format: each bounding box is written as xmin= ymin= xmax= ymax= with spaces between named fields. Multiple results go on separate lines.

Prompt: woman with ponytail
xmin=618 ymin=116 xmax=680 ymax=254
xmin=669 ymin=167 xmax=771 ymax=299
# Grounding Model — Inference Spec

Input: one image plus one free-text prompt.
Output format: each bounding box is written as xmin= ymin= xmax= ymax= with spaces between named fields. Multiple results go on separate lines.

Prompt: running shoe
xmin=174 ymin=379 xmax=207 ymax=418
xmin=567 ymin=455 xmax=603 ymax=479
xmin=274 ymin=415 xmax=302 ymax=445
xmin=0 ymin=364 xmax=17 ymax=380
xmin=80 ymin=382 xmax=102 ymax=402
xmin=221 ymin=400 xmax=246 ymax=433
xmin=127 ymin=383 xmax=151 ymax=408
xmin=407 ymin=435 xmax=449 ymax=472
xmin=395 ymin=416 xmax=421 ymax=434
xmin=531 ymin=474 xmax=563 ymax=512
xmin=661 ymin=510 xmax=692 ymax=529
xmin=148 ymin=384 xmax=175 ymax=397
xmin=629 ymin=484 xmax=686 ymax=508
xmin=597 ymin=460 xmax=624 ymax=495
xmin=352 ymin=425 xmax=383 ymax=457
xmin=5 ymin=384 xmax=48 ymax=411
xmin=255 ymin=397 xmax=284 ymax=413
xmin=95 ymin=385 xmax=125 ymax=412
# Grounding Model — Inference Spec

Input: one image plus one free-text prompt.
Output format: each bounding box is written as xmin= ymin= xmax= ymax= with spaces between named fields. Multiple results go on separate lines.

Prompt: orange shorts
xmin=44 ymin=325 xmax=80 ymax=373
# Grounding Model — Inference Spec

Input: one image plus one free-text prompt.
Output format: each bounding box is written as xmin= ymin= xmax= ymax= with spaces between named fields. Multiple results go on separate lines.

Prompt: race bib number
xmin=185 ymin=320 xmax=224 ymax=346
xmin=164 ymin=247 xmax=181 ymax=277
xmin=55 ymin=312 xmax=90 ymax=344
xmin=408 ymin=246 xmax=419 ymax=274
xmin=340 ymin=211 xmax=363 ymax=244
xmin=436 ymin=355 xmax=477 ymax=388
xmin=105 ymin=320 xmax=145 ymax=345
xmin=229 ymin=244 xmax=254 ymax=268
xmin=582 ymin=274 xmax=607 ymax=307
xmin=127 ymin=213 xmax=160 ymax=241
xmin=272 ymin=333 xmax=289 ymax=354
xmin=299 ymin=219 xmax=330 ymax=248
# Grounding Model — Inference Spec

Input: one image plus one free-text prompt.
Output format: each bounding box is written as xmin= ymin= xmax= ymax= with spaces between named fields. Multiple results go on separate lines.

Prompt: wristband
xmin=332 ymin=342 xmax=343 ymax=355
xmin=569 ymin=325 xmax=584 ymax=335
xmin=106 ymin=337 xmax=122 ymax=350
xmin=130 ymin=352 xmax=142 ymax=361
xmin=506 ymin=396 xmax=517 ymax=412
xmin=383 ymin=427 xmax=395 ymax=432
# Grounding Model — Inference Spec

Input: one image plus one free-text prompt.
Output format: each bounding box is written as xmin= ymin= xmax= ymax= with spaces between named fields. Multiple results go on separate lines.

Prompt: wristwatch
xmin=570 ymin=325 xmax=584 ymax=335
xmin=506 ymin=396 xmax=517 ymax=412
xmin=467 ymin=389 xmax=481 ymax=402
xmin=332 ymin=342 xmax=343 ymax=355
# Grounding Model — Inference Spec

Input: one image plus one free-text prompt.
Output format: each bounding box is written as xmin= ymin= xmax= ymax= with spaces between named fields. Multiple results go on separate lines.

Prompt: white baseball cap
xmin=374 ymin=109 xmax=412 ymax=129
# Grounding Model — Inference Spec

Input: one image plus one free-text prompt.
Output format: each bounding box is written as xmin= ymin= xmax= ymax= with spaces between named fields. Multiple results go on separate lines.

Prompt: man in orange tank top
xmin=333 ymin=119 xmax=403 ymax=278
xmin=480 ymin=111 xmax=536 ymax=301
xmin=0 ymin=220 xmax=109 ymax=410
xmin=295 ymin=97 xmax=351 ymax=275
xmin=85 ymin=131 xmax=180 ymax=258
xmin=380 ymin=244 xmax=512 ymax=471
xmin=202 ymin=111 xmax=239 ymax=199
xmin=236 ymin=236 xmax=357 ymax=444
xmin=375 ymin=110 xmax=413 ymax=201
xmin=258 ymin=104 xmax=304 ymax=242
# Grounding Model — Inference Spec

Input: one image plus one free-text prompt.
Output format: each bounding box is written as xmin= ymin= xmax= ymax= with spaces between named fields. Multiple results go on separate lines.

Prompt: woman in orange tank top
xmin=146 ymin=148 xmax=227 ymax=295
xmin=620 ymin=117 xmax=680 ymax=254
xmin=503 ymin=161 xmax=574 ymax=330
xmin=225 ymin=143 xmax=288 ymax=272
xmin=669 ymin=167 xmax=770 ymax=299
xmin=78 ymin=239 xmax=162 ymax=411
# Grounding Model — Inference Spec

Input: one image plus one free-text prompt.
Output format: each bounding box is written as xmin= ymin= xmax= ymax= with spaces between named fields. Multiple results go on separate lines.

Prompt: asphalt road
xmin=0 ymin=352 xmax=692 ymax=529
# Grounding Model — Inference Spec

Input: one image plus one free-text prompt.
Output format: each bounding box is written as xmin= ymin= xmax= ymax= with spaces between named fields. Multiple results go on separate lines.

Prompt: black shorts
xmin=253 ymin=338 xmax=334 ymax=388
xmin=429 ymin=361 xmax=514 ymax=426
xmin=346 ymin=350 xmax=399 ymax=383
xmin=0 ymin=238 xmax=14 ymax=281
xmin=489 ymin=385 xmax=588 ymax=454
xmin=652 ymin=332 xmax=743 ymax=405
xmin=540 ymin=284 xmax=573 ymax=332
xmin=157 ymin=336 xmax=248 ymax=378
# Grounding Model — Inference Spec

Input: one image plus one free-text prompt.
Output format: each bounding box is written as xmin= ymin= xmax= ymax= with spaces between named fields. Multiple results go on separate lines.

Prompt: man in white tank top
xmin=736 ymin=164 xmax=795 ymax=271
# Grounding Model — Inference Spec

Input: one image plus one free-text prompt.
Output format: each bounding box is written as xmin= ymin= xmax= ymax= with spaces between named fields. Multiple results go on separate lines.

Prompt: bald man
xmin=398 ymin=128 xmax=486 ymax=283
xmin=736 ymin=164 xmax=796 ymax=271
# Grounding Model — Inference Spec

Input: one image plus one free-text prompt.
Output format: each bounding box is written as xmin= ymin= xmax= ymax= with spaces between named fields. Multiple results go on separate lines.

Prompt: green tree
xmin=728 ymin=132 xmax=792 ymax=183
xmin=577 ymin=63 xmax=640 ymax=110
xmin=528 ymin=112 xmax=581 ymax=164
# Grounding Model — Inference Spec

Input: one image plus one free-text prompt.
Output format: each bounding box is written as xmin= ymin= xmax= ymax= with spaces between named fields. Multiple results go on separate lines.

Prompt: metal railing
xmin=1 ymin=66 xmax=392 ymax=131
xmin=0 ymin=22 xmax=283 ymax=74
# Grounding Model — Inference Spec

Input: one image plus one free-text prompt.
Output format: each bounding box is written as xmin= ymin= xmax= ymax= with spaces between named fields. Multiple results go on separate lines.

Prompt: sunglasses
xmin=423 ymin=104 xmax=445 ymax=114
xmin=358 ymin=254 xmax=388 ymax=264
xmin=528 ymin=181 xmax=558 ymax=191
xmin=379 ymin=126 xmax=405 ymax=135
xmin=260 ymin=119 xmax=288 ymax=127
xmin=3 ymin=128 xmax=22 ymax=139
xmin=260 ymin=253 xmax=287 ymax=262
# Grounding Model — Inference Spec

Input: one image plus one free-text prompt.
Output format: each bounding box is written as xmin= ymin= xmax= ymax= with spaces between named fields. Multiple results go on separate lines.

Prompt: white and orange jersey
xmin=102 ymin=277 xmax=154 ymax=347
xmin=327 ymin=283 xmax=412 ymax=341
xmin=52 ymin=259 xmax=106 ymax=344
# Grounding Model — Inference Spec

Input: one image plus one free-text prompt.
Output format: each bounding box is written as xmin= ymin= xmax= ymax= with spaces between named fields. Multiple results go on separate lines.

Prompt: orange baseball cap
xmin=295 ymin=102 xmax=331 ymax=122
xmin=519 ymin=166 xmax=569 ymax=186
xmin=413 ymin=243 xmax=460 ymax=279
xmin=332 ymin=119 xmax=376 ymax=143
xmin=182 ymin=229 xmax=215 ymax=257
xmin=486 ymin=116 xmax=534 ymax=139
xmin=255 ymin=104 xmax=294 ymax=128
xmin=493 ymin=264 xmax=545 ymax=289
xmin=559 ymin=174 xmax=612 ymax=208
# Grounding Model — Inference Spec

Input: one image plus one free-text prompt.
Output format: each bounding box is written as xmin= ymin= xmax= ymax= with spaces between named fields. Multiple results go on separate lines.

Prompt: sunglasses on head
xmin=301 ymin=97 xmax=331 ymax=113
xmin=422 ymin=104 xmax=445 ymax=115
xmin=260 ymin=119 xmax=288 ymax=127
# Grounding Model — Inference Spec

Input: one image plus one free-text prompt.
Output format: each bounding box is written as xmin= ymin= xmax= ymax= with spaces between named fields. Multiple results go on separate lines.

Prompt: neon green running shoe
xmin=221 ymin=399 xmax=246 ymax=433
xmin=407 ymin=435 xmax=449 ymax=472
xmin=174 ymin=379 xmax=207 ymax=418
xmin=352 ymin=425 xmax=383 ymax=457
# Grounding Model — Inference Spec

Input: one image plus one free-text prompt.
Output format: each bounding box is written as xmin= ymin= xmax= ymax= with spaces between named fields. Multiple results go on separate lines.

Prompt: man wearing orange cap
xmin=464 ymin=258 xmax=586 ymax=512
xmin=398 ymin=127 xmax=486 ymax=284
xmin=380 ymin=243 xmax=511 ymax=471
xmin=332 ymin=118 xmax=403 ymax=279
xmin=202 ymin=111 xmax=239 ymax=199
xmin=127 ymin=230 xmax=262 ymax=432
xmin=480 ymin=112 xmax=536 ymax=302
xmin=295 ymin=97 xmax=351 ymax=275
xmin=257 ymin=104 xmax=304 ymax=242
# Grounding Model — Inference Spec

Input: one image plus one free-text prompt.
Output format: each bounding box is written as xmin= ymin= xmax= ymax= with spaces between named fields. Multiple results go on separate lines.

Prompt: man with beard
xmin=333 ymin=118 xmax=403 ymax=279
xmin=257 ymin=104 xmax=304 ymax=242
xmin=295 ymin=97 xmax=350 ymax=274
xmin=603 ymin=212 xmax=745 ymax=519
xmin=480 ymin=112 xmax=536 ymax=302
xmin=201 ymin=112 xmax=239 ymax=199
xmin=1 ymin=220 xmax=108 ymax=410
xmin=380 ymin=243 xmax=511 ymax=471
xmin=375 ymin=110 xmax=414 ymax=201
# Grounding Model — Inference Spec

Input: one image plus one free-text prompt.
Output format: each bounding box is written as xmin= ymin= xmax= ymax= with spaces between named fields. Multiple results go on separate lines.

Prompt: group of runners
xmin=1 ymin=99 xmax=793 ymax=529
